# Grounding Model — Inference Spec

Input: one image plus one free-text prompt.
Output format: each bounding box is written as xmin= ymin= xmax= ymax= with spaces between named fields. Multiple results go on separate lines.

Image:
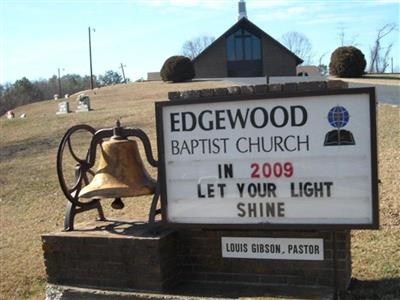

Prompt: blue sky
xmin=1 ymin=0 xmax=399 ymax=84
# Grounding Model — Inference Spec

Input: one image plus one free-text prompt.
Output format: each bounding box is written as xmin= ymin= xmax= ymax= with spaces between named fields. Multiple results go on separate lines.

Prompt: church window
xmin=226 ymin=28 xmax=261 ymax=61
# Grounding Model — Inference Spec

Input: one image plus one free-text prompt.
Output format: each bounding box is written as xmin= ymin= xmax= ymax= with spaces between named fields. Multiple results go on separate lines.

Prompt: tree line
xmin=0 ymin=70 xmax=129 ymax=116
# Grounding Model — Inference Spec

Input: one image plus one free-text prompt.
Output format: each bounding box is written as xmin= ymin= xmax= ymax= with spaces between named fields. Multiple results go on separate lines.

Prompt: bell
xmin=79 ymin=139 xmax=156 ymax=199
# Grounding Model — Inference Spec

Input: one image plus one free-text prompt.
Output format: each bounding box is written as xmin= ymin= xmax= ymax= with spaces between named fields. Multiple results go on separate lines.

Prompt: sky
xmin=1 ymin=0 xmax=399 ymax=84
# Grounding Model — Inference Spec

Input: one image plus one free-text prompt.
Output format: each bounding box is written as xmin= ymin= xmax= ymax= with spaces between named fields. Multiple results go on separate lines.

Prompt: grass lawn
xmin=0 ymin=80 xmax=399 ymax=299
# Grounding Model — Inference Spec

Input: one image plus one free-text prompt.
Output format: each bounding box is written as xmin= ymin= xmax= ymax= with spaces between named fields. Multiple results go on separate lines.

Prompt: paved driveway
xmin=347 ymin=82 xmax=399 ymax=105
xmin=217 ymin=77 xmax=399 ymax=105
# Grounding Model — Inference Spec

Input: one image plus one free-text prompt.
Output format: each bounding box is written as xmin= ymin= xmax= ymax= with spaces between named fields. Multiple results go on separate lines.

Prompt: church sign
xmin=156 ymin=88 xmax=378 ymax=229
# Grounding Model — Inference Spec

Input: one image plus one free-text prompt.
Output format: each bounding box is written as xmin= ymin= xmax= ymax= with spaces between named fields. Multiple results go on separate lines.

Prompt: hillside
xmin=0 ymin=80 xmax=399 ymax=299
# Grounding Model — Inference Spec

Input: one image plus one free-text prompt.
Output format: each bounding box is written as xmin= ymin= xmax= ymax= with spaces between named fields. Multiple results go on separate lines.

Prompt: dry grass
xmin=0 ymin=81 xmax=399 ymax=299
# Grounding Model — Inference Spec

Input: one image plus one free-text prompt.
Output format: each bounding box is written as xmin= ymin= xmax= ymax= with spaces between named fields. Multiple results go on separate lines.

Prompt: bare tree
xmin=317 ymin=52 xmax=328 ymax=75
xmin=338 ymin=24 xmax=345 ymax=47
xmin=182 ymin=35 xmax=215 ymax=60
xmin=281 ymin=31 xmax=313 ymax=64
xmin=337 ymin=23 xmax=359 ymax=47
xmin=369 ymin=23 xmax=397 ymax=73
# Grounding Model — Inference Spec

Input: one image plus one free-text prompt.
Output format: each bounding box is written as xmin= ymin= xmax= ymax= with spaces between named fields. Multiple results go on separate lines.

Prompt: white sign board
xmin=156 ymin=89 xmax=378 ymax=228
xmin=221 ymin=237 xmax=324 ymax=260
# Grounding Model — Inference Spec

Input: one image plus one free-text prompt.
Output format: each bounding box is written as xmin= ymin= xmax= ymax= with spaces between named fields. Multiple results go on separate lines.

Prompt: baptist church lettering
xmin=169 ymin=105 xmax=309 ymax=156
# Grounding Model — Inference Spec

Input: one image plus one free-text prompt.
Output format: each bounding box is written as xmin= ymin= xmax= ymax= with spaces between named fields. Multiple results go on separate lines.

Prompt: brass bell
xmin=79 ymin=139 xmax=156 ymax=200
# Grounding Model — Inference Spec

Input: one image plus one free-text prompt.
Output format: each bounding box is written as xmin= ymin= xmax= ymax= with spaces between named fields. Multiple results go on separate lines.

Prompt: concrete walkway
xmin=46 ymin=283 xmax=335 ymax=300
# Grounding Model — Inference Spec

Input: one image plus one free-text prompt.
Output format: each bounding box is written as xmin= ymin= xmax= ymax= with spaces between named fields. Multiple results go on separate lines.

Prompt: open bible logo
xmin=324 ymin=106 xmax=355 ymax=146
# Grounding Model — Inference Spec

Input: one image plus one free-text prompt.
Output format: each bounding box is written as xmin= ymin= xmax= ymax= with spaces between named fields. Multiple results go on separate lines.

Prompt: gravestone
xmin=6 ymin=110 xmax=15 ymax=119
xmin=56 ymin=101 xmax=70 ymax=115
xmin=53 ymin=94 xmax=59 ymax=100
xmin=76 ymin=94 xmax=91 ymax=112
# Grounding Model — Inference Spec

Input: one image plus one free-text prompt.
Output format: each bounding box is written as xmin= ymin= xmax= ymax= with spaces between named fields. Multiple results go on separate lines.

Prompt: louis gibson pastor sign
xmin=155 ymin=88 xmax=378 ymax=229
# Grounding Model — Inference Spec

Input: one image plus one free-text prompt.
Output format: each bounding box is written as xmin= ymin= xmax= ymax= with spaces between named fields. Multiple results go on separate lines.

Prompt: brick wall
xmin=42 ymin=225 xmax=178 ymax=292
xmin=176 ymin=229 xmax=351 ymax=290
xmin=168 ymin=80 xmax=348 ymax=101
xmin=262 ymin=37 xmax=298 ymax=77
xmin=42 ymin=225 xmax=351 ymax=293
xmin=193 ymin=38 xmax=228 ymax=78
xmin=193 ymin=34 xmax=300 ymax=78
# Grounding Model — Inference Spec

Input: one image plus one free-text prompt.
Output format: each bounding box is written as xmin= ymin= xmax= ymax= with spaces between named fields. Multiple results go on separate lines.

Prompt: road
xmin=218 ymin=77 xmax=399 ymax=105
xmin=347 ymin=82 xmax=399 ymax=105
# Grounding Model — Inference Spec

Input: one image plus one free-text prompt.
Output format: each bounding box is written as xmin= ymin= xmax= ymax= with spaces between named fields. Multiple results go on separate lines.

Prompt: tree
xmin=182 ymin=35 xmax=215 ymax=60
xmin=160 ymin=56 xmax=195 ymax=82
xmin=369 ymin=23 xmax=397 ymax=73
xmin=98 ymin=70 xmax=123 ymax=86
xmin=0 ymin=78 xmax=43 ymax=115
xmin=337 ymin=23 xmax=359 ymax=47
xmin=0 ymin=83 xmax=13 ymax=115
xmin=281 ymin=31 xmax=313 ymax=64
xmin=329 ymin=46 xmax=366 ymax=78
xmin=13 ymin=77 xmax=43 ymax=105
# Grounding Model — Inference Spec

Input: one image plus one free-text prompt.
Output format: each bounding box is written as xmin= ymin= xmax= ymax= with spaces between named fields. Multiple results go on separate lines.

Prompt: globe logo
xmin=324 ymin=106 xmax=355 ymax=146
xmin=327 ymin=106 xmax=350 ymax=128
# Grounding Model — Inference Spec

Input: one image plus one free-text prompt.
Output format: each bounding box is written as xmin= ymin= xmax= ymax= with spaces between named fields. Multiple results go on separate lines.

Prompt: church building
xmin=193 ymin=0 xmax=303 ymax=78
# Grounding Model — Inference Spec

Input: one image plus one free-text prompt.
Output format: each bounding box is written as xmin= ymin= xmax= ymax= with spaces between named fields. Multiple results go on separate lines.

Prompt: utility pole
xmin=391 ymin=57 xmax=393 ymax=73
xmin=88 ymin=26 xmax=94 ymax=89
xmin=119 ymin=63 xmax=127 ymax=84
xmin=58 ymin=68 xmax=62 ymax=97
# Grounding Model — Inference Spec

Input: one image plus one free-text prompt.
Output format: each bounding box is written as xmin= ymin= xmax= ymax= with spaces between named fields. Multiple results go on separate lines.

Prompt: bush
xmin=329 ymin=46 xmax=366 ymax=78
xmin=160 ymin=56 xmax=195 ymax=82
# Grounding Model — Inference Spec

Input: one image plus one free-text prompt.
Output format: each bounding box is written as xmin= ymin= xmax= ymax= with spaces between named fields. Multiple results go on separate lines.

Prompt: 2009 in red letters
xmin=250 ymin=162 xmax=294 ymax=178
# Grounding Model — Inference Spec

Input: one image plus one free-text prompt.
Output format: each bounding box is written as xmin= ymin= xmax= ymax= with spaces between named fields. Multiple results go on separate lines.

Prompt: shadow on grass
xmin=343 ymin=277 xmax=400 ymax=299
xmin=0 ymin=135 xmax=60 ymax=161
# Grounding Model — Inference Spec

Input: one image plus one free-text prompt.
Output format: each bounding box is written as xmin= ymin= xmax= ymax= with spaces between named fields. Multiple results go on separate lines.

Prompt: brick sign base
xmin=42 ymin=220 xmax=351 ymax=298
xmin=42 ymin=221 xmax=178 ymax=292
xmin=177 ymin=229 xmax=351 ymax=290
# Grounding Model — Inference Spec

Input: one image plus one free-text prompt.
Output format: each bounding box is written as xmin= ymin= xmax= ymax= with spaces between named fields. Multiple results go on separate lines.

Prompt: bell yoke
xmin=56 ymin=120 xmax=159 ymax=230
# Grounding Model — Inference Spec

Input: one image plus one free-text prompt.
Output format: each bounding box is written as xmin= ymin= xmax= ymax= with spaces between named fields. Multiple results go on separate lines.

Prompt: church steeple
xmin=238 ymin=0 xmax=247 ymax=20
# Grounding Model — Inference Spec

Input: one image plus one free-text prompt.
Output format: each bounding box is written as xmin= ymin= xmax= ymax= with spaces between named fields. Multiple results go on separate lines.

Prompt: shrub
xmin=160 ymin=56 xmax=195 ymax=82
xmin=329 ymin=46 xmax=366 ymax=78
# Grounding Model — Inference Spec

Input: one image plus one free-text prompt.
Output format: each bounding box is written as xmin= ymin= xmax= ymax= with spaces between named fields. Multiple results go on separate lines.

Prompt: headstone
xmin=54 ymin=94 xmax=59 ymax=100
xmin=76 ymin=94 xmax=91 ymax=112
xmin=64 ymin=94 xmax=69 ymax=99
xmin=56 ymin=101 xmax=70 ymax=115
xmin=6 ymin=110 xmax=15 ymax=119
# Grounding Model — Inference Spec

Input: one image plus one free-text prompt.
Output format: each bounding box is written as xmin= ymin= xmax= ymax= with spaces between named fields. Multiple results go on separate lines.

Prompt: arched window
xmin=227 ymin=29 xmax=261 ymax=61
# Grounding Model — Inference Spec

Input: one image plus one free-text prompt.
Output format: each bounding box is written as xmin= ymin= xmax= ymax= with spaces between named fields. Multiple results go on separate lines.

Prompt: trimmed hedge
xmin=329 ymin=46 xmax=366 ymax=78
xmin=160 ymin=56 xmax=195 ymax=83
